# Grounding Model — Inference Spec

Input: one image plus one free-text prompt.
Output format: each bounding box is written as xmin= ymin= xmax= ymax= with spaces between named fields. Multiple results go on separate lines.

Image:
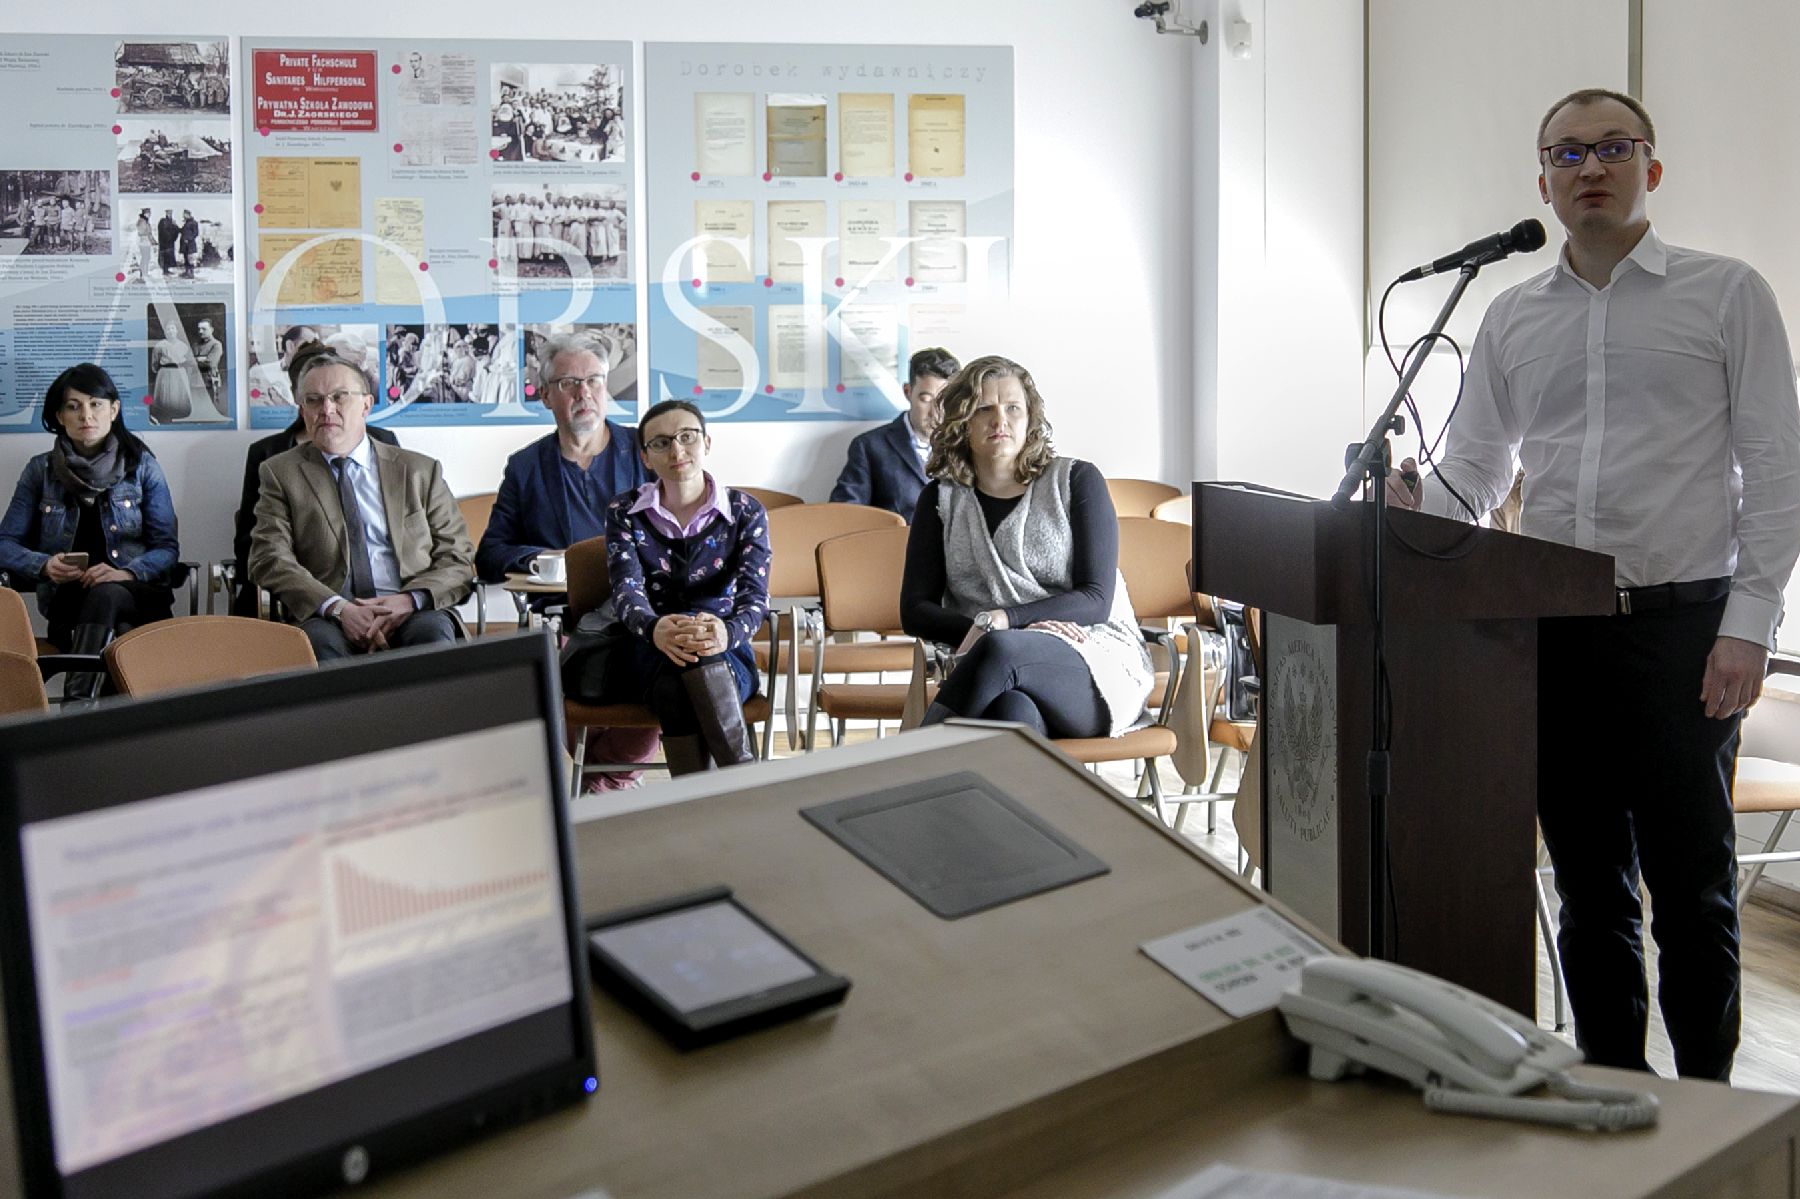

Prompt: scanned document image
xmin=908 ymin=94 xmax=965 ymax=178
xmin=695 ymin=92 xmax=755 ymax=175
xmin=766 ymin=93 xmax=827 ymax=177
xmin=838 ymin=92 xmax=894 ymax=178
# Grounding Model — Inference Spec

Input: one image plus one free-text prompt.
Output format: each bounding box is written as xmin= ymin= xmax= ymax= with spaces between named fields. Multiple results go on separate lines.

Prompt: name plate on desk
xmin=1140 ymin=907 xmax=1329 ymax=1018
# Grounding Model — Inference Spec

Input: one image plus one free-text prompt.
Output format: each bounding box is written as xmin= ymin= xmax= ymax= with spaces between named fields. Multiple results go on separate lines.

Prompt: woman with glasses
xmin=588 ymin=400 xmax=769 ymax=775
xmin=0 ymin=363 xmax=181 ymax=696
xmin=900 ymin=355 xmax=1151 ymax=739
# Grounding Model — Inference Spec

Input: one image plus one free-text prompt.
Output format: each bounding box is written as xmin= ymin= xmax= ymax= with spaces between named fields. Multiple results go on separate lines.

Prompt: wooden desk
xmin=364 ymin=726 xmax=1800 ymax=1199
xmin=3 ymin=726 xmax=1794 ymax=1198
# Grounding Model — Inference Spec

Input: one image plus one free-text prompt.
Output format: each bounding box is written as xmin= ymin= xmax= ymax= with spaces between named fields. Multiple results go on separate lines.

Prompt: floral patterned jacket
xmin=603 ymin=484 xmax=770 ymax=652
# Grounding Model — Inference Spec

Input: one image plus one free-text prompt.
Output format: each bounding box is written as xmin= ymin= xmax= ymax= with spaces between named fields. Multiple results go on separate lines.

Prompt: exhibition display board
xmin=238 ymin=37 xmax=636 ymax=430
xmin=642 ymin=43 xmax=1012 ymax=421
xmin=0 ymin=36 xmax=1012 ymax=436
xmin=0 ymin=36 xmax=238 ymax=432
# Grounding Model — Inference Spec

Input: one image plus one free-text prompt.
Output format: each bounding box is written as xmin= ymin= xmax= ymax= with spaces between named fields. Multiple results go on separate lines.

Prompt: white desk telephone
xmin=1279 ymin=957 xmax=1658 ymax=1131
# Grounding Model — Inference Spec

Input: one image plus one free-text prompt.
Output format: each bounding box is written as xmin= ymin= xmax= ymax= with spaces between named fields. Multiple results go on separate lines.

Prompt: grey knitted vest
xmin=938 ymin=457 xmax=1152 ymax=734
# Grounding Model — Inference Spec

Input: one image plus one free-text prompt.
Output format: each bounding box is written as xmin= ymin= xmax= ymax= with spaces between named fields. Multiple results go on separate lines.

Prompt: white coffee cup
xmin=528 ymin=550 xmax=567 ymax=585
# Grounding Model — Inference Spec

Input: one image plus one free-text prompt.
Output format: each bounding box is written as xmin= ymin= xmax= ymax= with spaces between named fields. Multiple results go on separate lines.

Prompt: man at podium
xmin=1389 ymin=88 xmax=1800 ymax=1082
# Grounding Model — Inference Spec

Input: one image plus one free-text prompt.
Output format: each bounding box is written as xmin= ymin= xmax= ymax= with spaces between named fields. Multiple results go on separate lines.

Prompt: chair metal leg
xmin=831 ymin=717 xmax=846 ymax=748
xmin=568 ymin=725 xmax=590 ymax=803
xmin=1144 ymin=759 xmax=1170 ymax=827
xmin=1738 ymin=809 xmax=1795 ymax=913
xmin=1202 ymin=749 xmax=1233 ymax=835
xmin=1534 ymin=859 xmax=1568 ymax=1032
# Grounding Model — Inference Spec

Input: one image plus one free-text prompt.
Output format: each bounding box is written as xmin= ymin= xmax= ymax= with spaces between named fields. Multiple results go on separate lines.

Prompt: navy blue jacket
xmin=829 ymin=414 xmax=929 ymax=521
xmin=476 ymin=423 xmax=648 ymax=581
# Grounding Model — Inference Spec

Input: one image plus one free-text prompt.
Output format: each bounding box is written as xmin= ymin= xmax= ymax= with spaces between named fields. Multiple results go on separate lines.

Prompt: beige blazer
xmin=248 ymin=439 xmax=474 ymax=619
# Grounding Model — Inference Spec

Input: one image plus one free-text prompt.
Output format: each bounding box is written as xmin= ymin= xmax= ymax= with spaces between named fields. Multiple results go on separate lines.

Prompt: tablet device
xmin=587 ymin=887 xmax=849 ymax=1050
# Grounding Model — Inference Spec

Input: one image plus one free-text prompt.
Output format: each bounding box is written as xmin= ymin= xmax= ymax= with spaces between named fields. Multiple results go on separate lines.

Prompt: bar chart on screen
xmin=323 ymin=783 xmax=563 ymax=977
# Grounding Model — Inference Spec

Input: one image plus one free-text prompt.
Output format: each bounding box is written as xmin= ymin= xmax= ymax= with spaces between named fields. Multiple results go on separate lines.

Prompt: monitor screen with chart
xmin=0 ymin=635 xmax=595 ymax=1199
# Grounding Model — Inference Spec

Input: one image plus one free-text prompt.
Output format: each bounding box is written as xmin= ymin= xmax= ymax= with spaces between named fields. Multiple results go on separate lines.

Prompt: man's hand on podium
xmin=1385 ymin=457 xmax=1424 ymax=510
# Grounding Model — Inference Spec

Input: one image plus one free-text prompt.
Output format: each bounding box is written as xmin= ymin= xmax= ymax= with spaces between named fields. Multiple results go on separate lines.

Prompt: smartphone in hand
xmin=59 ymin=552 xmax=89 ymax=569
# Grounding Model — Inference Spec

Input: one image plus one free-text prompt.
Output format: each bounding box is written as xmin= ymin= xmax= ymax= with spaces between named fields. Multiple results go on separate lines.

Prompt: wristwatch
xmin=974 ymin=611 xmax=995 ymax=632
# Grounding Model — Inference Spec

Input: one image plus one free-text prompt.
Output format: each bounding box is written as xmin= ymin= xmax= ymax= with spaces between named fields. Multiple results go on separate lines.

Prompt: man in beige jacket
xmin=249 ymin=343 xmax=473 ymax=660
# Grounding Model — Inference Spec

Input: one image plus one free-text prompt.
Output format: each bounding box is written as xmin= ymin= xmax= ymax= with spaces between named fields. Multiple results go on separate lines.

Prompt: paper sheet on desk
xmin=1139 ymin=907 xmax=1329 ymax=1018
xmin=1165 ymin=1164 xmax=1462 ymax=1198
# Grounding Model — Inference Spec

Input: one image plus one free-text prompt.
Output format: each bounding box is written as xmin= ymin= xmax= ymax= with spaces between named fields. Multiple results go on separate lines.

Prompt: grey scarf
xmin=51 ymin=434 xmax=125 ymax=504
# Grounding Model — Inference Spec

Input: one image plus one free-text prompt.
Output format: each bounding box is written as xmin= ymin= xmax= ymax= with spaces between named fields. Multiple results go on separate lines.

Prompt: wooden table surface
xmin=2 ymin=724 xmax=1794 ymax=1199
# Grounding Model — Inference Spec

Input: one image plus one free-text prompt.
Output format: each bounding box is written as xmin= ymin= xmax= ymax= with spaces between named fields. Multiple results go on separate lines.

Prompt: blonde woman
xmin=899 ymin=355 xmax=1151 ymax=738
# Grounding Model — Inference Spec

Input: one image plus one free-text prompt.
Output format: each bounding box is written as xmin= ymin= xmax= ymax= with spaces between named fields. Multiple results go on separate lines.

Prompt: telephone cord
xmin=1422 ymin=1072 xmax=1660 ymax=1131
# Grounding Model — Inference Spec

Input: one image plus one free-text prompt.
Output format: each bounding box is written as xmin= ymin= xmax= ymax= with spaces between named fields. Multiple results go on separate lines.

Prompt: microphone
xmin=1398 ymin=219 xmax=1547 ymax=282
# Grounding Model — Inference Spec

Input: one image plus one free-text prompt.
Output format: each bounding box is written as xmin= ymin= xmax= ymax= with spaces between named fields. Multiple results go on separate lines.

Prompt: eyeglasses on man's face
xmin=299 ymin=389 xmax=368 ymax=411
xmin=1539 ymin=138 xmax=1651 ymax=169
xmin=549 ymin=373 xmax=606 ymax=397
xmin=644 ymin=428 xmax=704 ymax=455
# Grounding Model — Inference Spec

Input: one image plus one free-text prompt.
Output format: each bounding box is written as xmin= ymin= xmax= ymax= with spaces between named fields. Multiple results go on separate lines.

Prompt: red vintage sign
xmin=252 ymin=49 xmax=379 ymax=133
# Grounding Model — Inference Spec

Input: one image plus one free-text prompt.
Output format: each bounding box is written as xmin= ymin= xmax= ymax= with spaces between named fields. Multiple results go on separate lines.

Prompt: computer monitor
xmin=0 ymin=635 xmax=596 ymax=1199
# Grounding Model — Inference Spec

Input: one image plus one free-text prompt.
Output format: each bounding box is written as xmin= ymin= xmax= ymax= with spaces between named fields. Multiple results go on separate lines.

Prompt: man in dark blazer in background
xmin=477 ymin=330 xmax=654 ymax=791
xmin=475 ymin=330 xmax=647 ymax=581
xmin=829 ymin=346 xmax=959 ymax=521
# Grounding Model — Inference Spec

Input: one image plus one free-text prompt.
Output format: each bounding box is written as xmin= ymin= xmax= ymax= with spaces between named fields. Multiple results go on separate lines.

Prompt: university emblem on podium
xmin=1272 ymin=635 xmax=1334 ymax=842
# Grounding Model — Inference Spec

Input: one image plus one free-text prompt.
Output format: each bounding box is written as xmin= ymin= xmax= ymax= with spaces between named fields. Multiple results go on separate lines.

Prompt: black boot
xmin=662 ymin=734 xmax=713 ymax=777
xmin=64 ymin=623 xmax=114 ymax=705
xmin=682 ymin=661 xmax=756 ymax=767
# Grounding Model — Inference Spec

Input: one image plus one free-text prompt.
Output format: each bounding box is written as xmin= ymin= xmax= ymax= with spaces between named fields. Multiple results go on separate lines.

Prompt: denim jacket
xmin=0 ymin=450 xmax=181 ymax=615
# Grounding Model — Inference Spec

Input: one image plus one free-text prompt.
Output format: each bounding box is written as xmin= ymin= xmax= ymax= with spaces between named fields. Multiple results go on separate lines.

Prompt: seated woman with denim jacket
xmin=595 ymin=400 xmax=769 ymax=775
xmin=0 ymin=364 xmax=180 ymax=683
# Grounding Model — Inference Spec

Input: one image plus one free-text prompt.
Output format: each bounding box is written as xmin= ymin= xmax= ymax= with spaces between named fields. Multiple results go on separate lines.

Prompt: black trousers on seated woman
xmin=596 ymin=634 xmax=757 ymax=774
xmin=45 ymin=579 xmax=173 ymax=651
xmin=922 ymin=629 xmax=1106 ymax=739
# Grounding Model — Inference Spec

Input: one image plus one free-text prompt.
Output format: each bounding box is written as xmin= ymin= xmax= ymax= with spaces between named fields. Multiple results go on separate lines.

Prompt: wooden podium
xmin=1193 ymin=482 xmax=1614 ymax=1014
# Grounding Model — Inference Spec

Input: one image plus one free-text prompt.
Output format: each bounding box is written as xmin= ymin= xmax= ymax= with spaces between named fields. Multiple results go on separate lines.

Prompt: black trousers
xmin=924 ymin=629 xmax=1106 ymax=738
xmin=302 ymin=608 xmax=457 ymax=661
xmin=594 ymin=634 xmax=755 ymax=735
xmin=1538 ymin=595 xmax=1741 ymax=1080
xmin=45 ymin=580 xmax=173 ymax=649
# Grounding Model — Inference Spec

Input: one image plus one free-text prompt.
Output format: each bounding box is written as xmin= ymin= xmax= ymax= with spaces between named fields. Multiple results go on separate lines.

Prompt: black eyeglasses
xmin=1539 ymin=138 xmax=1651 ymax=168
xmin=644 ymin=428 xmax=703 ymax=455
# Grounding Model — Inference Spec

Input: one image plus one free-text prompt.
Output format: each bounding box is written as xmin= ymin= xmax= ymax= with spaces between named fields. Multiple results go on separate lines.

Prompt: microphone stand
xmin=1329 ymin=257 xmax=1487 ymax=964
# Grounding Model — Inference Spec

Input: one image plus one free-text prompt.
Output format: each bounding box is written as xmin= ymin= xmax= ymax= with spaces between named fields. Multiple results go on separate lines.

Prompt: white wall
xmin=6 ymin=1 xmax=1199 ymax=567
xmin=1195 ymin=0 xmax=1366 ymax=497
xmin=1366 ymin=0 xmax=1629 ymax=452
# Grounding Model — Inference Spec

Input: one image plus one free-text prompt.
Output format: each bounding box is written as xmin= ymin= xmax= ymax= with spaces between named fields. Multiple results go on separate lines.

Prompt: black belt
xmin=1616 ymin=577 xmax=1730 ymax=615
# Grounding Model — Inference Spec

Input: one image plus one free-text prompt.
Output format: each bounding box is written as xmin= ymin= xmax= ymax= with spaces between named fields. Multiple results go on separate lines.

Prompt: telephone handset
xmin=1279 ymin=957 xmax=1658 ymax=1131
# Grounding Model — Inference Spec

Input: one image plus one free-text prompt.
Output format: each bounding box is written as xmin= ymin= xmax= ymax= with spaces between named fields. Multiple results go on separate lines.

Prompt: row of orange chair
xmin=0 ymin=587 xmax=315 ymax=714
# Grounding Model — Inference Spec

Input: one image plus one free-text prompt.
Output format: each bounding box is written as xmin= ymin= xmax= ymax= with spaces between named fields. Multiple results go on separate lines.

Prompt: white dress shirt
xmin=1422 ymin=226 xmax=1800 ymax=648
xmin=319 ymin=436 xmax=418 ymax=616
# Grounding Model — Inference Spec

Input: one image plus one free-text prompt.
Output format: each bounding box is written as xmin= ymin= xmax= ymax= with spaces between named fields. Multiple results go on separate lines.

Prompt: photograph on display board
xmin=113 ymin=40 xmax=230 ymax=114
xmin=123 ymin=199 xmax=233 ymax=284
xmin=490 ymin=63 xmax=625 ymax=164
xmin=145 ymin=302 xmax=230 ymax=425
xmin=0 ymin=171 xmax=111 ymax=257
xmin=385 ymin=322 xmax=519 ymax=406
xmin=397 ymin=50 xmax=478 ymax=107
xmin=247 ymin=323 xmax=380 ymax=409
xmin=523 ymin=322 xmax=637 ymax=410
xmin=490 ymin=185 xmax=627 ymax=280
xmin=115 ymin=119 xmax=233 ymax=194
